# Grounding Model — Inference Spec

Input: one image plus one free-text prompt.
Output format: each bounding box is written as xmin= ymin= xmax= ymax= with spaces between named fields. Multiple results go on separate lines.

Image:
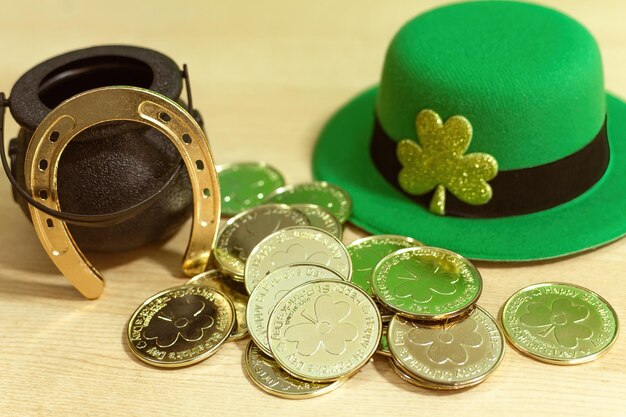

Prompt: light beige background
xmin=0 ymin=1 xmax=624 ymax=416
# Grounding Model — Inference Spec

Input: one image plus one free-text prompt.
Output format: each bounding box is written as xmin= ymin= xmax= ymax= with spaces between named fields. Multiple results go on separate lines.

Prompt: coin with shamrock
xmin=371 ymin=246 xmax=482 ymax=321
xmin=127 ymin=285 xmax=235 ymax=367
xmin=501 ymin=282 xmax=618 ymax=364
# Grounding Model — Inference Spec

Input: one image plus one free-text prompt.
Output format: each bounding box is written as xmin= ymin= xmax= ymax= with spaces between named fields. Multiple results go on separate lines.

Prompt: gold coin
xmin=388 ymin=306 xmax=504 ymax=389
xmin=187 ymin=270 xmax=249 ymax=341
xmin=291 ymin=204 xmax=343 ymax=239
xmin=244 ymin=341 xmax=345 ymax=399
xmin=247 ymin=264 xmax=345 ymax=356
xmin=214 ymin=204 xmax=309 ymax=279
xmin=372 ymin=246 xmax=482 ymax=321
xmin=244 ymin=226 xmax=352 ymax=294
xmin=127 ymin=285 xmax=235 ymax=368
xmin=268 ymin=279 xmax=382 ymax=382
xmin=501 ymin=282 xmax=619 ymax=365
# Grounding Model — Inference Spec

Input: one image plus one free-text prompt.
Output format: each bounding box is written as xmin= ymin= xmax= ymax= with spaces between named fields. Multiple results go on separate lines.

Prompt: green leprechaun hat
xmin=313 ymin=1 xmax=625 ymax=261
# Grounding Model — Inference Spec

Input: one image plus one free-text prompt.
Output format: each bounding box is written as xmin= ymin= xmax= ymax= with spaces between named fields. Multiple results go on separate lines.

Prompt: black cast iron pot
xmin=8 ymin=45 xmax=197 ymax=251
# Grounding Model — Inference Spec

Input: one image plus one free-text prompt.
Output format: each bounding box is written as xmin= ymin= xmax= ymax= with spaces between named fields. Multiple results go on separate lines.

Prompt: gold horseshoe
xmin=24 ymin=87 xmax=221 ymax=299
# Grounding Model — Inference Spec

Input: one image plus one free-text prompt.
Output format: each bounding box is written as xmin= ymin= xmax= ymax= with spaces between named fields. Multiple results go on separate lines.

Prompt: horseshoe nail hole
xmin=39 ymin=190 xmax=48 ymax=200
xmin=49 ymin=131 xmax=60 ymax=142
xmin=182 ymin=133 xmax=192 ymax=144
xmin=203 ymin=188 xmax=210 ymax=198
xmin=39 ymin=159 xmax=48 ymax=171
xmin=46 ymin=219 xmax=54 ymax=228
xmin=159 ymin=112 xmax=171 ymax=122
xmin=195 ymin=160 xmax=204 ymax=170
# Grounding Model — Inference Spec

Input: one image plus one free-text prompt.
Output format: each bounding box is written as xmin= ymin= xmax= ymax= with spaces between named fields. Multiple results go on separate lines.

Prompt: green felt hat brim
xmin=313 ymin=87 xmax=626 ymax=261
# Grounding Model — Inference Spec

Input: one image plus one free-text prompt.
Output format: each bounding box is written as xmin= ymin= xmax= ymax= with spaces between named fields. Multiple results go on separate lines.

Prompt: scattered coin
xmin=127 ymin=285 xmax=235 ymax=368
xmin=187 ymin=270 xmax=249 ymax=341
xmin=501 ymin=282 xmax=619 ymax=365
xmin=347 ymin=235 xmax=422 ymax=296
xmin=388 ymin=306 xmax=504 ymax=389
xmin=247 ymin=264 xmax=345 ymax=356
xmin=291 ymin=203 xmax=343 ymax=239
xmin=266 ymin=182 xmax=352 ymax=223
xmin=268 ymin=279 xmax=382 ymax=382
xmin=217 ymin=162 xmax=285 ymax=216
xmin=372 ymin=246 xmax=482 ymax=321
xmin=214 ymin=204 xmax=309 ymax=279
xmin=244 ymin=341 xmax=346 ymax=399
xmin=244 ymin=226 xmax=352 ymax=294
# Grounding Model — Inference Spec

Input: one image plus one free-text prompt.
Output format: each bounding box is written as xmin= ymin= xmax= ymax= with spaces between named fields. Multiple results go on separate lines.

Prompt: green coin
xmin=217 ymin=162 xmax=285 ymax=216
xmin=265 ymin=182 xmax=352 ymax=223
xmin=347 ymin=235 xmax=422 ymax=296
xmin=501 ymin=282 xmax=619 ymax=365
xmin=371 ymin=247 xmax=482 ymax=321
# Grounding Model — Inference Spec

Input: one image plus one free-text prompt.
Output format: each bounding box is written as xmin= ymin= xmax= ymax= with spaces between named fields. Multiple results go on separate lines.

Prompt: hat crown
xmin=376 ymin=1 xmax=605 ymax=170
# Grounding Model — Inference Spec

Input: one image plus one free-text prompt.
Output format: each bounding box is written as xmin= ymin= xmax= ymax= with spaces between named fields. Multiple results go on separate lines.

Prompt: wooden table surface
xmin=1 ymin=1 xmax=625 ymax=416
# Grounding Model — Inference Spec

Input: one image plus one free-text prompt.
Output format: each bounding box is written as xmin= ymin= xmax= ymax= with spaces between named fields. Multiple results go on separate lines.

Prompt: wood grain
xmin=0 ymin=1 xmax=624 ymax=416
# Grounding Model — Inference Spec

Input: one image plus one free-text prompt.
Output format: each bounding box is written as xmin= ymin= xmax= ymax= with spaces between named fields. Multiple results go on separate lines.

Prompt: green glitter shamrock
xmin=396 ymin=109 xmax=498 ymax=215
xmin=520 ymin=298 xmax=593 ymax=349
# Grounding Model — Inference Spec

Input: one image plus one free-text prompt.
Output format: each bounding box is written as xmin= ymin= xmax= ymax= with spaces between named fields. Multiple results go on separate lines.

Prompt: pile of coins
xmin=349 ymin=238 xmax=505 ymax=390
xmin=214 ymin=163 xmax=386 ymax=397
xmin=128 ymin=162 xmax=387 ymax=398
xmin=126 ymin=161 xmax=619 ymax=398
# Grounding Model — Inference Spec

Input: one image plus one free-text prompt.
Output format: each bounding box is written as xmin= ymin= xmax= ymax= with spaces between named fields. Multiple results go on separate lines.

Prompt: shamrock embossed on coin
xmin=502 ymin=283 xmax=619 ymax=364
xmin=127 ymin=286 xmax=235 ymax=368
xmin=271 ymin=244 xmax=331 ymax=270
xmin=246 ymin=264 xmax=344 ymax=356
xmin=408 ymin=318 xmax=483 ymax=365
xmin=245 ymin=226 xmax=352 ymax=294
xmin=143 ymin=295 xmax=215 ymax=348
xmin=268 ymin=280 xmax=381 ymax=382
xmin=396 ymin=109 xmax=498 ymax=215
xmin=388 ymin=306 xmax=504 ymax=388
xmin=519 ymin=298 xmax=592 ymax=348
xmin=372 ymin=247 xmax=482 ymax=321
xmin=285 ymin=295 xmax=358 ymax=356
xmin=393 ymin=258 xmax=459 ymax=303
